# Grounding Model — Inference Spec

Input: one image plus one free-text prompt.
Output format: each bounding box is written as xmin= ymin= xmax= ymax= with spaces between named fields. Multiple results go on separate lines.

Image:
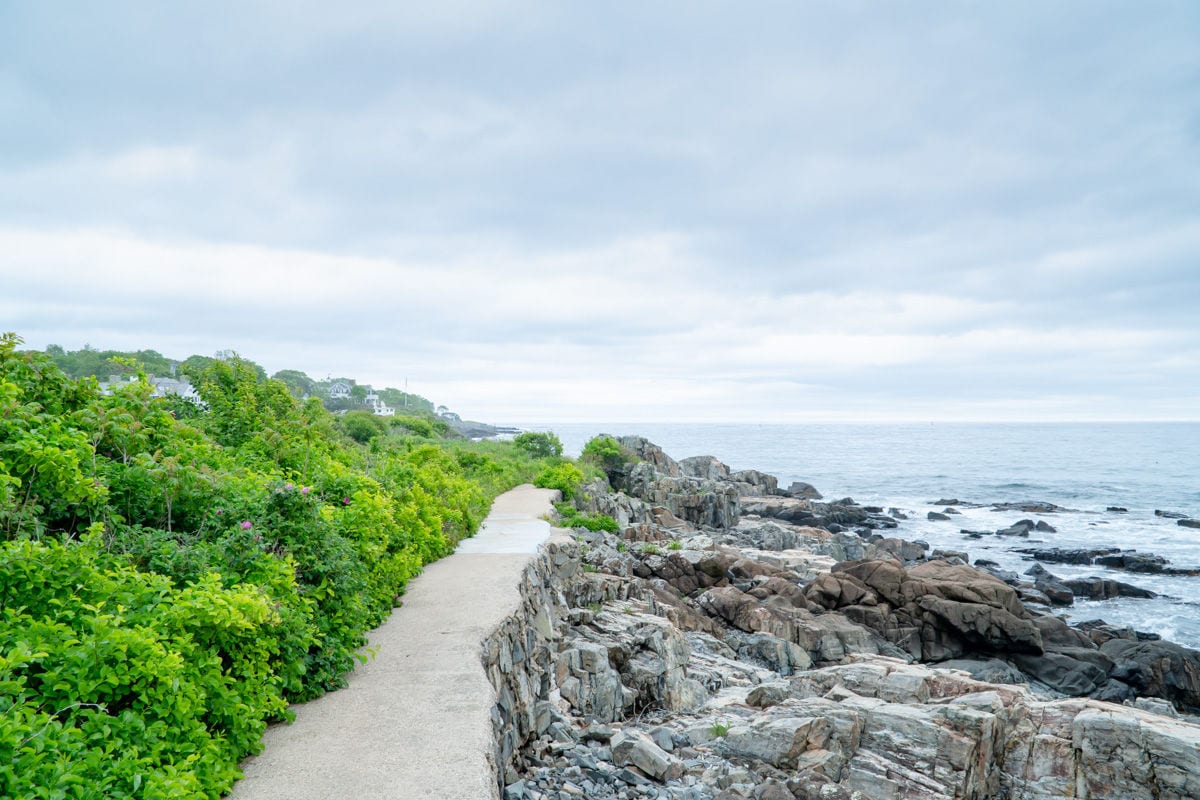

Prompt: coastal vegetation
xmin=43 ymin=343 xmax=435 ymax=414
xmin=551 ymin=500 xmax=619 ymax=533
xmin=0 ymin=334 xmax=566 ymax=799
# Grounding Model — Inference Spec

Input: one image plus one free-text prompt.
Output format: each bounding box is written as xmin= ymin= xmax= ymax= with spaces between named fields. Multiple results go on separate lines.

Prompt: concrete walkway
xmin=228 ymin=484 xmax=558 ymax=800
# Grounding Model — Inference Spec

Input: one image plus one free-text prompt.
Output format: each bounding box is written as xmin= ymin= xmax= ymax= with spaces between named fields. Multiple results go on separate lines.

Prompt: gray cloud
xmin=1 ymin=2 xmax=1197 ymax=421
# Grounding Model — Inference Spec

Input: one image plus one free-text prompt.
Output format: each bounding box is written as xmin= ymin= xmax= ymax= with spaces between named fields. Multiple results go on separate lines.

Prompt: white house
xmin=149 ymin=377 xmax=202 ymax=403
xmin=98 ymin=375 xmax=204 ymax=406
xmin=364 ymin=391 xmax=395 ymax=417
xmin=327 ymin=380 xmax=352 ymax=399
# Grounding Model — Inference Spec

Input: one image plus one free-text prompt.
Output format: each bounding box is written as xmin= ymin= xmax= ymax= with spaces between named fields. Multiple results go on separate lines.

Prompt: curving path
xmin=228 ymin=484 xmax=558 ymax=800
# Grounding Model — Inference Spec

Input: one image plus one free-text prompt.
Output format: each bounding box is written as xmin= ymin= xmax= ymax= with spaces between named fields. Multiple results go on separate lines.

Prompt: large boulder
xmin=741 ymin=496 xmax=882 ymax=529
xmin=610 ymin=729 xmax=683 ymax=781
xmin=1102 ymin=639 xmax=1200 ymax=712
xmin=555 ymin=639 xmax=632 ymax=722
xmin=619 ymin=462 xmax=740 ymax=529
xmin=617 ymin=435 xmax=681 ymax=477
xmin=678 ymin=455 xmax=730 ymax=481
xmin=782 ymin=657 xmax=1200 ymax=800
xmin=783 ymin=481 xmax=823 ymax=499
xmin=697 ymin=585 xmax=884 ymax=665
xmin=804 ymin=559 xmax=1044 ymax=662
xmin=720 ymin=715 xmax=830 ymax=769
xmin=1063 ymin=576 xmax=1156 ymax=600
xmin=729 ymin=468 xmax=780 ymax=497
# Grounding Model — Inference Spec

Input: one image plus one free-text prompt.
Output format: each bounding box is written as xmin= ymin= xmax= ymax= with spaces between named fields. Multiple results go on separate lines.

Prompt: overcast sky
xmin=2 ymin=3 xmax=1197 ymax=422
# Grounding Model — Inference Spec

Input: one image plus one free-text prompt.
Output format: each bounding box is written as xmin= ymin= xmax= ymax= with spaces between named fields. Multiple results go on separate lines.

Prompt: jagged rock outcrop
xmin=741 ymin=495 xmax=897 ymax=531
xmin=804 ymin=558 xmax=1044 ymax=661
xmin=783 ymin=481 xmax=822 ymax=500
xmin=499 ymin=437 xmax=1200 ymax=800
xmin=1103 ymin=639 xmax=1200 ymax=711
xmin=617 ymin=435 xmax=682 ymax=477
xmin=617 ymin=462 xmax=740 ymax=529
xmin=679 ymin=455 xmax=731 ymax=482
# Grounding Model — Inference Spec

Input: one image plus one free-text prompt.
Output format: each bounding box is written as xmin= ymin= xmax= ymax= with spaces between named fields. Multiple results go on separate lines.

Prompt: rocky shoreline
xmin=489 ymin=437 xmax=1200 ymax=800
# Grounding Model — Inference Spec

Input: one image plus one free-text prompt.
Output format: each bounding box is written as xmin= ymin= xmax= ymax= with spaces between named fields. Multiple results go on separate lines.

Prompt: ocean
xmin=528 ymin=422 xmax=1200 ymax=648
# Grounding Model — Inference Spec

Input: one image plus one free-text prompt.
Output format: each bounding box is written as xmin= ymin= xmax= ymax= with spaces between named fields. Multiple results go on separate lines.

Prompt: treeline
xmin=0 ymin=334 xmax=573 ymax=799
xmin=44 ymin=344 xmax=434 ymax=413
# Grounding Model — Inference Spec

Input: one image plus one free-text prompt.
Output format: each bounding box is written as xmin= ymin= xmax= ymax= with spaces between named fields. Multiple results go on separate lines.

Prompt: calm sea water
xmin=527 ymin=422 xmax=1200 ymax=648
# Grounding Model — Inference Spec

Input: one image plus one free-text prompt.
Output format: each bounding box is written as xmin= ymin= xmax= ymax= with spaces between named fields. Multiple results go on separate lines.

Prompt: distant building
xmin=149 ymin=377 xmax=202 ymax=403
xmin=98 ymin=375 xmax=140 ymax=395
xmin=364 ymin=391 xmax=395 ymax=417
xmin=328 ymin=380 xmax=352 ymax=399
xmin=98 ymin=375 xmax=203 ymax=405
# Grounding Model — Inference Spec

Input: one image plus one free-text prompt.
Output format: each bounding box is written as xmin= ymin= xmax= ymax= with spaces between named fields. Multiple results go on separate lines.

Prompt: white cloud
xmin=2 ymin=4 xmax=1197 ymax=423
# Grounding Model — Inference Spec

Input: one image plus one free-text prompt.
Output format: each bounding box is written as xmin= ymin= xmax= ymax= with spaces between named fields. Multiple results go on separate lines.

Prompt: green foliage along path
xmin=0 ymin=334 xmax=570 ymax=800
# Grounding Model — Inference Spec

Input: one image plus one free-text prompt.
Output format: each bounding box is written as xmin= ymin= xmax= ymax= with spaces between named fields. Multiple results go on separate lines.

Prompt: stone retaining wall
xmin=482 ymin=534 xmax=581 ymax=792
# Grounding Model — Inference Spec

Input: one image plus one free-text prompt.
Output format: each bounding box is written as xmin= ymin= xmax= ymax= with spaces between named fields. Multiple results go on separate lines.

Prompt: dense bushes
xmin=513 ymin=431 xmax=563 ymax=459
xmin=552 ymin=500 xmax=619 ymax=533
xmin=534 ymin=462 xmax=584 ymax=500
xmin=0 ymin=334 xmax=573 ymax=799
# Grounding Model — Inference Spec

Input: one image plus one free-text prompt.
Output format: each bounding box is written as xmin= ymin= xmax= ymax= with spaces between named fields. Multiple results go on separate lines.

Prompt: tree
xmin=341 ymin=410 xmax=385 ymax=443
xmin=272 ymin=369 xmax=316 ymax=398
xmin=513 ymin=431 xmax=563 ymax=459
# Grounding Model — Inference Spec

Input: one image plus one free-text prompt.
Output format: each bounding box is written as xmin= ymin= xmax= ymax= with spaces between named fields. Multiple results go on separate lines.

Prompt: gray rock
xmin=1015 ymin=546 xmax=1120 ymax=565
xmin=649 ymin=726 xmax=675 ymax=752
xmin=729 ymin=469 xmax=780 ymax=497
xmin=1012 ymin=649 xmax=1110 ymax=695
xmin=784 ymin=481 xmax=822 ymax=500
xmin=936 ymin=657 xmax=1027 ymax=684
xmin=1095 ymin=552 xmax=1171 ymax=573
xmin=1102 ymin=639 xmax=1200 ymax=710
xmin=995 ymin=519 xmax=1035 ymax=537
xmin=874 ymin=537 xmax=928 ymax=562
xmin=678 ymin=455 xmax=731 ymax=482
xmin=1063 ymin=576 xmax=1156 ymax=600
xmin=611 ymin=730 xmax=683 ymax=781
xmin=725 ymin=631 xmax=812 ymax=675
xmin=745 ymin=682 xmax=791 ymax=708
xmin=721 ymin=716 xmax=829 ymax=769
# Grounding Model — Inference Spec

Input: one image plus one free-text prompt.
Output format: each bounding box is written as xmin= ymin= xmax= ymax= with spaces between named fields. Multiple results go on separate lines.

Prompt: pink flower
xmin=342 ymin=496 xmax=351 ymax=505
xmin=241 ymin=521 xmax=253 ymax=530
xmin=301 ymin=486 xmax=311 ymax=495
xmin=216 ymin=509 xmax=223 ymax=515
xmin=284 ymin=483 xmax=294 ymax=490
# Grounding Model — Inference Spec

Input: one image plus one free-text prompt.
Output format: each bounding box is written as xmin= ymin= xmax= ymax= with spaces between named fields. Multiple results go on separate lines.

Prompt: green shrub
xmin=0 ymin=538 xmax=286 ymax=799
xmin=513 ymin=431 xmax=563 ymax=459
xmin=534 ymin=461 xmax=584 ymax=500
xmin=340 ymin=410 xmax=387 ymax=443
xmin=551 ymin=501 xmax=619 ymax=533
xmin=390 ymin=415 xmax=435 ymax=438
xmin=0 ymin=334 xmax=543 ymax=795
xmin=580 ymin=434 xmax=628 ymax=470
